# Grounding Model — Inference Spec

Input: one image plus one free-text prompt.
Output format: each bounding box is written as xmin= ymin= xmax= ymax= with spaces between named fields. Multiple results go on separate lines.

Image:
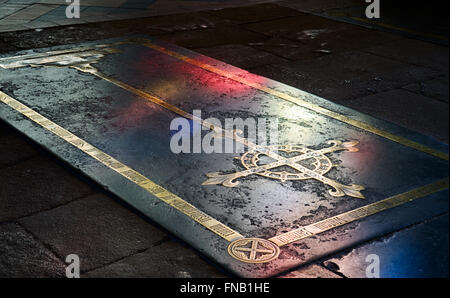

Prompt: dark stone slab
xmin=0 ymin=40 xmax=17 ymax=54
xmin=19 ymin=194 xmax=167 ymax=272
xmin=207 ymin=3 xmax=304 ymax=24
xmin=0 ymin=21 xmax=163 ymax=50
xmin=403 ymin=76 xmax=449 ymax=104
xmin=0 ymin=223 xmax=65 ymax=278
xmin=0 ymin=36 xmax=448 ymax=277
xmin=0 ymin=156 xmax=93 ymax=221
xmin=197 ymin=44 xmax=287 ymax=69
xmin=250 ymin=50 xmax=439 ymax=103
xmin=277 ymin=0 xmax=362 ymax=14
xmin=158 ymin=25 xmax=268 ymax=49
xmin=243 ymin=15 xmax=400 ymax=59
xmin=343 ymin=90 xmax=449 ymax=143
xmin=84 ymin=240 xmax=227 ymax=278
xmin=279 ymin=264 xmax=341 ymax=278
xmin=122 ymin=12 xmax=221 ymax=33
xmin=323 ymin=214 xmax=449 ymax=278
xmin=362 ymin=38 xmax=449 ymax=73
xmin=0 ymin=124 xmax=38 ymax=168
xmin=246 ymin=36 xmax=335 ymax=62
xmin=317 ymin=0 xmax=448 ymax=45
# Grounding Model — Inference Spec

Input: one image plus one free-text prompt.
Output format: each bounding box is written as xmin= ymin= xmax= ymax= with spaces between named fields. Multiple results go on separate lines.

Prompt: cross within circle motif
xmin=203 ymin=140 xmax=365 ymax=199
xmin=228 ymin=238 xmax=280 ymax=263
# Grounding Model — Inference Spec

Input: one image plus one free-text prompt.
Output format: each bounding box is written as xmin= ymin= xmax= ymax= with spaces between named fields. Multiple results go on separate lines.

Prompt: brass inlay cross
xmin=228 ymin=238 xmax=280 ymax=263
xmin=203 ymin=140 xmax=365 ymax=199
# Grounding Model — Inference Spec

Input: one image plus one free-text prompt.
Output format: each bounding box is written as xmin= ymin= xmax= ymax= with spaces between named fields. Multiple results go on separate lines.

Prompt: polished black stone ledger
xmin=0 ymin=36 xmax=448 ymax=277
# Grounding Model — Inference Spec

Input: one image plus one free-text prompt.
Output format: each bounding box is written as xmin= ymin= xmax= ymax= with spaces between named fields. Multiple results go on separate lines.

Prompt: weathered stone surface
xmin=124 ymin=12 xmax=221 ymax=32
xmin=363 ymin=38 xmax=449 ymax=73
xmin=250 ymin=51 xmax=439 ymax=102
xmin=277 ymin=0 xmax=362 ymax=13
xmin=279 ymin=264 xmax=341 ymax=278
xmin=246 ymin=36 xmax=333 ymax=61
xmin=323 ymin=214 xmax=449 ymax=278
xmin=0 ymin=0 xmax=280 ymax=35
xmin=19 ymin=194 xmax=167 ymax=272
xmin=207 ymin=3 xmax=304 ymax=24
xmin=343 ymin=89 xmax=449 ymax=143
xmin=0 ymin=156 xmax=94 ymax=221
xmin=243 ymin=15 xmax=399 ymax=60
xmin=84 ymin=240 xmax=227 ymax=278
xmin=158 ymin=24 xmax=268 ymax=49
xmin=0 ymin=124 xmax=38 ymax=168
xmin=403 ymin=76 xmax=449 ymax=103
xmin=0 ymin=21 xmax=162 ymax=49
xmin=0 ymin=11 xmax=225 ymax=50
xmin=197 ymin=44 xmax=287 ymax=69
xmin=0 ymin=40 xmax=17 ymax=54
xmin=0 ymin=223 xmax=65 ymax=278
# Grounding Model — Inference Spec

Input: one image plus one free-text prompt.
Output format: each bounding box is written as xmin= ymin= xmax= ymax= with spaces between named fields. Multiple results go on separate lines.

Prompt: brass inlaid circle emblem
xmin=241 ymin=144 xmax=333 ymax=182
xmin=228 ymin=238 xmax=280 ymax=263
xmin=203 ymin=140 xmax=365 ymax=199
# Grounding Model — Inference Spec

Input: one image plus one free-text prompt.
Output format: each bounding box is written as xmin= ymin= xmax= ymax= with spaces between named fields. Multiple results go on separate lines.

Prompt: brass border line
xmin=269 ymin=178 xmax=449 ymax=246
xmin=0 ymin=91 xmax=244 ymax=243
xmin=136 ymin=39 xmax=449 ymax=161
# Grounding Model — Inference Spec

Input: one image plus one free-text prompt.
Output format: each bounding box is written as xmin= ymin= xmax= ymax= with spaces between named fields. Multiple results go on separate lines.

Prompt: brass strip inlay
xmin=77 ymin=65 xmax=197 ymax=122
xmin=268 ymin=178 xmax=449 ymax=247
xmin=136 ymin=39 xmax=449 ymax=161
xmin=0 ymin=91 xmax=244 ymax=243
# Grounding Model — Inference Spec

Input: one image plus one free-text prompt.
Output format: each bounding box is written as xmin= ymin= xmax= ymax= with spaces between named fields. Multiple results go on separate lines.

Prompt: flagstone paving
xmin=0 ymin=0 xmax=277 ymax=32
xmin=323 ymin=214 xmax=449 ymax=278
xmin=0 ymin=1 xmax=448 ymax=278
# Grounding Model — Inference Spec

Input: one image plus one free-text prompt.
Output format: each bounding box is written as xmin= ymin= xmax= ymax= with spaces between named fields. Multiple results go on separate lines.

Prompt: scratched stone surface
xmin=323 ymin=214 xmax=449 ymax=278
xmin=0 ymin=36 xmax=448 ymax=277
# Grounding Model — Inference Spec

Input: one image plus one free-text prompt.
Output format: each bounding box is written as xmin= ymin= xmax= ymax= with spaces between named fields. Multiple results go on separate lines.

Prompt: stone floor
xmin=0 ymin=1 xmax=448 ymax=278
xmin=0 ymin=0 xmax=276 ymax=32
